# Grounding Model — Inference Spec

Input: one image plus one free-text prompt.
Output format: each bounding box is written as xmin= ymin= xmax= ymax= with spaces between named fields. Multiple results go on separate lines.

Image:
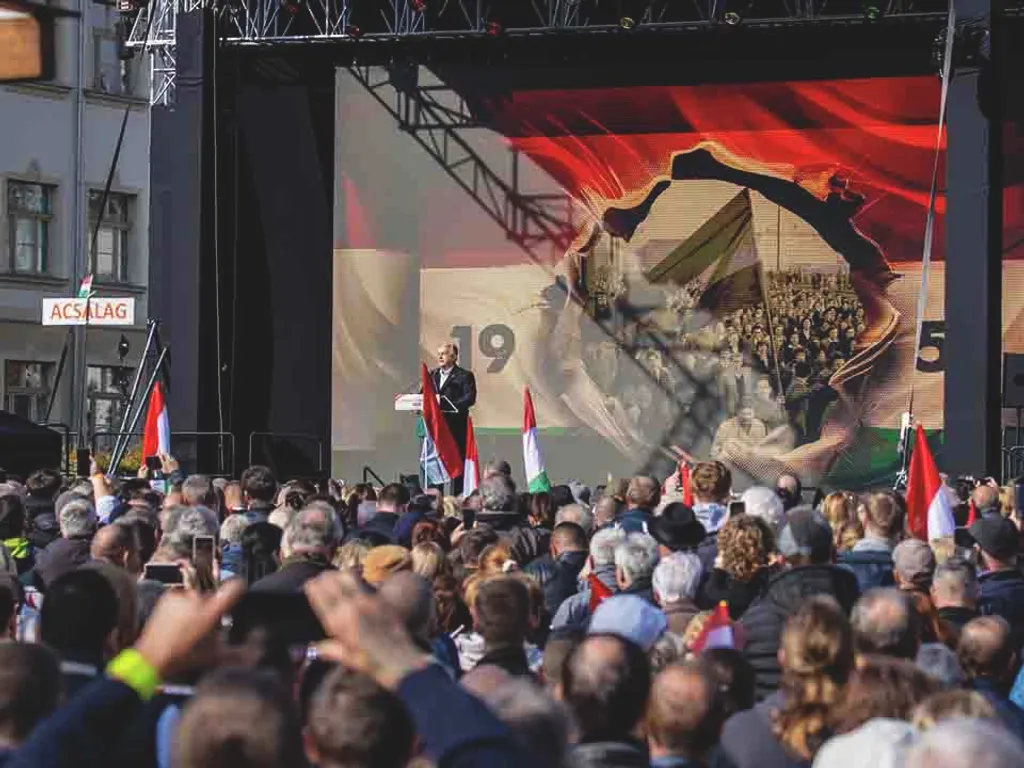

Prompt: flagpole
xmin=757 ymin=263 xmax=786 ymax=398
xmin=109 ymin=346 xmax=168 ymax=476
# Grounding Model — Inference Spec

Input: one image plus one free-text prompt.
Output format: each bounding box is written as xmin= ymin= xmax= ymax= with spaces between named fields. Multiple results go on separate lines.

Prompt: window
xmin=88 ymin=190 xmax=132 ymax=282
xmin=7 ymin=181 xmax=54 ymax=274
xmin=4 ymin=361 xmax=54 ymax=422
xmin=87 ymin=365 xmax=130 ymax=439
xmin=92 ymin=29 xmax=133 ymax=95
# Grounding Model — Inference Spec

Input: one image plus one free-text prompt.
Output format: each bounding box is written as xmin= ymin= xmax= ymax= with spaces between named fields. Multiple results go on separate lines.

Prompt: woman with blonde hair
xmin=411 ymin=541 xmax=450 ymax=581
xmin=821 ymin=491 xmax=861 ymax=552
xmin=718 ymin=596 xmax=854 ymax=768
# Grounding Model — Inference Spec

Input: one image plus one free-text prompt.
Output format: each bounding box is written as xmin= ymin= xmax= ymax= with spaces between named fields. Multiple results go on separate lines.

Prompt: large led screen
xmin=333 ymin=66 xmax=1024 ymax=488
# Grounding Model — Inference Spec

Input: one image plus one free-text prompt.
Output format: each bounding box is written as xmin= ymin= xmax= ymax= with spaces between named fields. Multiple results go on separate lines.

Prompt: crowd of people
xmin=0 ymin=457 xmax=1020 ymax=766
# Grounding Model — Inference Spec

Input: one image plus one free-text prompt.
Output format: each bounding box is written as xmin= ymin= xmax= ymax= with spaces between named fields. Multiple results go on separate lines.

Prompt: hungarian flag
xmin=463 ymin=417 xmax=480 ymax=498
xmin=77 ymin=274 xmax=94 ymax=299
xmin=645 ymin=188 xmax=764 ymax=317
xmin=420 ymin=363 xmax=462 ymax=485
xmin=905 ymin=423 xmax=955 ymax=540
xmin=523 ymin=387 xmax=550 ymax=492
xmin=587 ymin=572 xmax=615 ymax=613
xmin=690 ymin=602 xmax=736 ymax=653
xmin=142 ymin=381 xmax=171 ymax=459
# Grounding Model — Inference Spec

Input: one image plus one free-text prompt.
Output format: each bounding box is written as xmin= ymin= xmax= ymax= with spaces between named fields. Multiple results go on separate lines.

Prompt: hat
xmin=777 ymin=506 xmax=832 ymax=563
xmin=648 ymin=502 xmax=707 ymax=552
xmin=588 ymin=594 xmax=668 ymax=652
xmin=361 ymin=545 xmax=412 ymax=586
xmin=892 ymin=539 xmax=936 ymax=589
xmin=968 ymin=515 xmax=1020 ymax=560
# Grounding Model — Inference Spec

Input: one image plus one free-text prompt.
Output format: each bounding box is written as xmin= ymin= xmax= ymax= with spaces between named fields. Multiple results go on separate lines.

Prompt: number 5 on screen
xmin=450 ymin=325 xmax=516 ymax=373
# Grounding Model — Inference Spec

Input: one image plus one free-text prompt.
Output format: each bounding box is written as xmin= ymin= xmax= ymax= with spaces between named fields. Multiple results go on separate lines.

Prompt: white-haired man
xmin=33 ymin=498 xmax=98 ymax=589
xmin=251 ymin=504 xmax=343 ymax=592
xmin=653 ymin=551 xmax=704 ymax=636
xmin=740 ymin=486 xmax=786 ymax=539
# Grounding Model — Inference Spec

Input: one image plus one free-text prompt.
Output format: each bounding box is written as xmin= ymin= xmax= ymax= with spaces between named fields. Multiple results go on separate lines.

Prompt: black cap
xmin=648 ymin=502 xmax=707 ymax=552
xmin=968 ymin=515 xmax=1020 ymax=560
xmin=778 ymin=506 xmax=833 ymax=563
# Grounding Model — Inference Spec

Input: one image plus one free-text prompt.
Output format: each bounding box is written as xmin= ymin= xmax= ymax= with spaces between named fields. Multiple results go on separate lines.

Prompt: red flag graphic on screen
xmin=588 ymin=572 xmax=615 ymax=613
xmin=142 ymin=382 xmax=171 ymax=459
xmin=905 ymin=424 xmax=955 ymax=540
xmin=421 ymin=363 xmax=462 ymax=480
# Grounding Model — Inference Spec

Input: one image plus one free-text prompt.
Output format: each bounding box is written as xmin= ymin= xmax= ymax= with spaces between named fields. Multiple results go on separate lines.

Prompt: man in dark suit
xmin=430 ymin=342 xmax=477 ymax=494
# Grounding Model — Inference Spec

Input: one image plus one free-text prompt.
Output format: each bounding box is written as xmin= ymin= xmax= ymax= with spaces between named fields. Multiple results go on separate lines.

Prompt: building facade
xmin=0 ymin=0 xmax=150 ymax=456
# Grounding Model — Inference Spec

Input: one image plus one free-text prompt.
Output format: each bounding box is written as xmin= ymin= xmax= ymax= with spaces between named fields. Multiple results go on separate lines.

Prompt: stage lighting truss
xmin=125 ymin=0 xmax=959 ymax=104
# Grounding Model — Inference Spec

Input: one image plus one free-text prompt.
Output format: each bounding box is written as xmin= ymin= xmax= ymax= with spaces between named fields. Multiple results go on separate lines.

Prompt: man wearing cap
xmin=970 ymin=515 xmax=1024 ymax=639
xmin=740 ymin=506 xmax=860 ymax=699
xmin=892 ymin=539 xmax=939 ymax=643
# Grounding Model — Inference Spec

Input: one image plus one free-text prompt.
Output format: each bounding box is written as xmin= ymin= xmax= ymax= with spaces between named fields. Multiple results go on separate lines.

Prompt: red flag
xmin=905 ymin=424 xmax=955 ymax=540
xmin=690 ymin=602 xmax=735 ymax=653
xmin=587 ymin=572 xmax=615 ymax=613
xmin=966 ymin=500 xmax=978 ymax=526
xmin=680 ymin=462 xmax=694 ymax=507
xmin=142 ymin=382 xmax=170 ymax=459
xmin=421 ymin=363 xmax=462 ymax=480
xmin=463 ymin=417 xmax=480 ymax=497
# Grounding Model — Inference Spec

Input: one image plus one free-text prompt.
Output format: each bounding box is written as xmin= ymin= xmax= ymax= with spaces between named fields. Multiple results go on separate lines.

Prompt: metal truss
xmin=348 ymin=63 xmax=576 ymax=263
xmin=124 ymin=0 xmax=204 ymax=105
xmin=219 ymin=0 xmax=953 ymax=43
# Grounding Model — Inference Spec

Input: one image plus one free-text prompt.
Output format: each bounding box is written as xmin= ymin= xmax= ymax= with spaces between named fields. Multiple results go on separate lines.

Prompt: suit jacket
xmin=430 ymin=365 xmax=477 ymax=455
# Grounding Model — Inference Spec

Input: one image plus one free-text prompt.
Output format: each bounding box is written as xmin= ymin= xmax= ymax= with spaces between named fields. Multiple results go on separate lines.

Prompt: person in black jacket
xmin=562 ymin=634 xmax=651 ymax=768
xmin=250 ymin=505 xmax=342 ymax=593
xmin=429 ymin=342 xmax=477 ymax=495
xmin=969 ymin=515 xmax=1024 ymax=642
xmin=471 ymin=578 xmax=536 ymax=678
xmin=38 ymin=569 xmax=120 ymax=700
xmin=31 ymin=498 xmax=97 ymax=592
xmin=476 ymin=475 xmax=549 ymax=567
xmin=740 ymin=507 xmax=860 ymax=700
xmin=526 ymin=522 xmax=588 ymax=617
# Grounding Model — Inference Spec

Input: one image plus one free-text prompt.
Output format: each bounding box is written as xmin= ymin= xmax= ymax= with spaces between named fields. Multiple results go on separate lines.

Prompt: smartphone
xmin=144 ymin=563 xmax=184 ymax=585
xmin=193 ymin=535 xmax=215 ymax=571
xmin=149 ymin=478 xmax=168 ymax=495
xmin=463 ymin=508 xmax=476 ymax=529
xmin=145 ymin=455 xmax=162 ymax=471
xmin=728 ymin=500 xmax=746 ymax=517
xmin=76 ymin=448 xmax=92 ymax=478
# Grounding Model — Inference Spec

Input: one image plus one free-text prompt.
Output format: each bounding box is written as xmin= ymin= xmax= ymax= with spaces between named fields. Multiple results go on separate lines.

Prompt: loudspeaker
xmin=1003 ymin=354 xmax=1024 ymax=408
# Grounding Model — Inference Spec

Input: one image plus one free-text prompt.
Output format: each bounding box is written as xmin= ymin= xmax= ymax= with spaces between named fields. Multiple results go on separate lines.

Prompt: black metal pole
xmin=943 ymin=0 xmax=1004 ymax=479
xmin=108 ymin=319 xmax=158 ymax=464
xmin=44 ymin=330 xmax=71 ymax=422
xmin=109 ymin=346 xmax=170 ymax=476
